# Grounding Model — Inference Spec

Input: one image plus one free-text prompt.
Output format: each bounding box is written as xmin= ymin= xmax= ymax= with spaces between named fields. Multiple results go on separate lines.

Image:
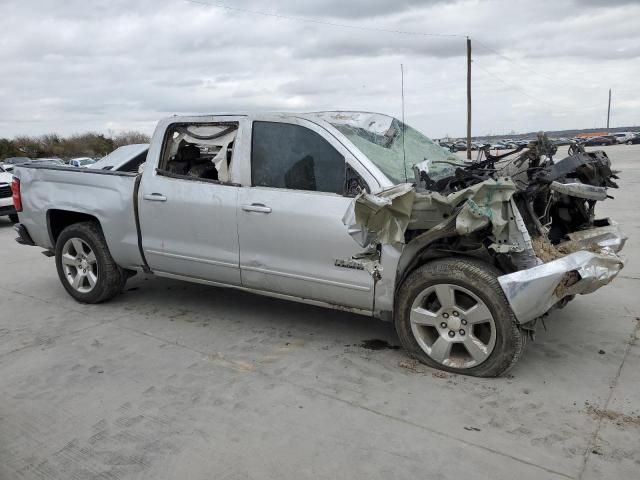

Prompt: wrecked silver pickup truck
xmin=11 ymin=112 xmax=625 ymax=376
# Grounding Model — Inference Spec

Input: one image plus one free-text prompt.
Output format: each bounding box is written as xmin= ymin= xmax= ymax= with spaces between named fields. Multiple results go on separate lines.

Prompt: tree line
xmin=0 ymin=131 xmax=150 ymax=160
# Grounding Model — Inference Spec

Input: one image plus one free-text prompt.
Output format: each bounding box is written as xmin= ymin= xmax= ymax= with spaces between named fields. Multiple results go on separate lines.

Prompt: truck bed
xmin=14 ymin=164 xmax=144 ymax=269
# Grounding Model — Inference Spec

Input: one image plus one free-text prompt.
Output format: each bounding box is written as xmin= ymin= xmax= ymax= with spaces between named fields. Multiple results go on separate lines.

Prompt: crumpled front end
xmin=498 ymin=221 xmax=626 ymax=323
xmin=343 ymin=135 xmax=627 ymax=325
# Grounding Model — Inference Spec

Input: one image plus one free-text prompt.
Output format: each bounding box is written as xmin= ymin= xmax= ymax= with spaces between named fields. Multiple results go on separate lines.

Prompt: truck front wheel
xmin=394 ymin=258 xmax=526 ymax=377
xmin=55 ymin=221 xmax=126 ymax=303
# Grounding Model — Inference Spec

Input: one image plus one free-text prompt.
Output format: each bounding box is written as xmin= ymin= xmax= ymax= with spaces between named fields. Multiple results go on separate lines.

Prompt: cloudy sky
xmin=1 ymin=0 xmax=638 ymax=139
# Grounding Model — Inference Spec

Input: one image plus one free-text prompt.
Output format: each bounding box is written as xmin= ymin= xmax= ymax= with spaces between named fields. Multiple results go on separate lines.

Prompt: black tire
xmin=55 ymin=221 xmax=126 ymax=303
xmin=394 ymin=258 xmax=526 ymax=377
xmin=8 ymin=214 xmax=19 ymax=223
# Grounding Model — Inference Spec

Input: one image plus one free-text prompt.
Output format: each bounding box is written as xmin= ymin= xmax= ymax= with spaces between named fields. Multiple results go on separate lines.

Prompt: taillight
xmin=11 ymin=178 xmax=22 ymax=212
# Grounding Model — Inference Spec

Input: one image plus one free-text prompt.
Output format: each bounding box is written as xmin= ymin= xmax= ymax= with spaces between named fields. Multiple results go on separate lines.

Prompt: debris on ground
xmin=398 ymin=358 xmax=424 ymax=373
xmin=585 ymin=404 xmax=640 ymax=427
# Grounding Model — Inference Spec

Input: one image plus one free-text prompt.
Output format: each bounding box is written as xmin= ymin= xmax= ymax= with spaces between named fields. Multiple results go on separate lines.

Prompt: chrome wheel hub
xmin=409 ymin=283 xmax=497 ymax=369
xmin=61 ymin=238 xmax=98 ymax=293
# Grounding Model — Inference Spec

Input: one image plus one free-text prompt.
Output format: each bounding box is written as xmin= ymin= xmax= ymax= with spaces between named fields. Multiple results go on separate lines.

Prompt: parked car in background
xmin=0 ymin=165 xmax=18 ymax=222
xmin=68 ymin=157 xmax=96 ymax=168
xmin=611 ymin=132 xmax=637 ymax=144
xmin=2 ymin=157 xmax=31 ymax=171
xmin=583 ymin=136 xmax=616 ymax=146
xmin=624 ymin=135 xmax=640 ymax=144
xmin=31 ymin=158 xmax=66 ymax=166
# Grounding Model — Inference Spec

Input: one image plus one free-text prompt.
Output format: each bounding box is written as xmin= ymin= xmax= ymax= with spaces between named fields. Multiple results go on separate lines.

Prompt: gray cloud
xmin=0 ymin=0 xmax=638 ymax=139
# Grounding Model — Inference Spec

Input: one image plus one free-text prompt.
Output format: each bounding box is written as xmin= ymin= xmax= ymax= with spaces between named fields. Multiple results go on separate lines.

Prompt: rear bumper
xmin=498 ymin=221 xmax=626 ymax=324
xmin=0 ymin=204 xmax=16 ymax=216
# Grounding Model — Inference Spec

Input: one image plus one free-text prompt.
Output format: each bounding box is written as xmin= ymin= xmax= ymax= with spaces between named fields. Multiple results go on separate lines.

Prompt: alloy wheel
xmin=61 ymin=237 xmax=98 ymax=293
xmin=409 ymin=283 xmax=497 ymax=369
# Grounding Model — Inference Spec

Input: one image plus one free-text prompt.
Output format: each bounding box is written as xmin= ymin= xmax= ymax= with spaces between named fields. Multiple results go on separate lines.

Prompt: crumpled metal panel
xmin=549 ymin=181 xmax=608 ymax=201
xmin=564 ymin=220 xmax=627 ymax=253
xmin=453 ymin=178 xmax=516 ymax=236
xmin=498 ymin=249 xmax=624 ymax=324
xmin=342 ymin=183 xmax=415 ymax=247
xmin=344 ymin=178 xmax=517 ymax=248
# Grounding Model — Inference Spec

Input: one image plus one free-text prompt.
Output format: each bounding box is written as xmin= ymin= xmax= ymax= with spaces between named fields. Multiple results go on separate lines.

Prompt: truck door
xmin=237 ymin=119 xmax=375 ymax=311
xmin=138 ymin=121 xmax=241 ymax=285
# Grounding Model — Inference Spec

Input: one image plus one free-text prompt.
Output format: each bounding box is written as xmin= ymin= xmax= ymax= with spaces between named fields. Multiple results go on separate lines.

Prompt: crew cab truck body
xmin=12 ymin=112 xmax=626 ymax=377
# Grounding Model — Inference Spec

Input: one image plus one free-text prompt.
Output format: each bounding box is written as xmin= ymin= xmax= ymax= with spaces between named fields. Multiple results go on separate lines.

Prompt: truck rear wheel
xmin=55 ymin=221 xmax=126 ymax=303
xmin=394 ymin=258 xmax=526 ymax=377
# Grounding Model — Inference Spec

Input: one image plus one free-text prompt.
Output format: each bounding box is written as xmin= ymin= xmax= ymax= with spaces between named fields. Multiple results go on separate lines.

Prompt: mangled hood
xmin=343 ymin=135 xmax=626 ymax=324
xmin=343 ymin=178 xmax=518 ymax=247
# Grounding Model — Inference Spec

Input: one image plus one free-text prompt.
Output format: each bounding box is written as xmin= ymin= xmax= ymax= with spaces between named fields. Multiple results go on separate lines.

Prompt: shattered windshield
xmin=315 ymin=112 xmax=463 ymax=184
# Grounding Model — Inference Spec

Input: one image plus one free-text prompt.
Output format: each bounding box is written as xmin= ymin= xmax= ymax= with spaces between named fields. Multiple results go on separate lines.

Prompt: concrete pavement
xmin=0 ymin=145 xmax=638 ymax=479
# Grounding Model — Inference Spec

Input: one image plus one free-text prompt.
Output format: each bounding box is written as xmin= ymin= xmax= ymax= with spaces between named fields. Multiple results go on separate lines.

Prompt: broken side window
xmin=158 ymin=123 xmax=238 ymax=183
xmin=251 ymin=121 xmax=345 ymax=195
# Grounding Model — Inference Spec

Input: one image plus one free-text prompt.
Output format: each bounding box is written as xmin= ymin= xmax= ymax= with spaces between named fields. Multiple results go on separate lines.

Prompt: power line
xmin=184 ymin=0 xmax=467 ymax=38
xmin=182 ymin=0 xmax=610 ymax=121
xmin=473 ymin=60 xmax=558 ymax=108
xmin=473 ymin=39 xmax=598 ymax=92
xmin=473 ymin=59 xmax=603 ymax=113
xmin=184 ymin=1 xmax=603 ymax=96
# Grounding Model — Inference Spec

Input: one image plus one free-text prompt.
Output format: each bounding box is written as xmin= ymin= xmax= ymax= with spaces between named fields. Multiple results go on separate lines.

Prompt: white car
xmin=611 ymin=132 xmax=637 ymax=144
xmin=0 ymin=165 xmax=18 ymax=222
xmin=69 ymin=157 xmax=96 ymax=168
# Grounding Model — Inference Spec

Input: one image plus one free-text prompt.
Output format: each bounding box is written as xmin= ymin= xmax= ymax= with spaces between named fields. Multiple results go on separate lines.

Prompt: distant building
xmin=576 ymin=131 xmax=609 ymax=138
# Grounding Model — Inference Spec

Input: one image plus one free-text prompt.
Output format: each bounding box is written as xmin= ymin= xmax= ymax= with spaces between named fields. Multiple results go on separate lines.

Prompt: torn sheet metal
xmin=343 ymin=183 xmax=415 ymax=247
xmin=550 ymin=181 xmax=608 ymax=201
xmin=498 ymin=249 xmax=624 ymax=324
xmin=345 ymin=178 xmax=518 ymax=248
xmin=409 ymin=178 xmax=516 ymax=236
xmin=454 ymin=178 xmax=517 ymax=236
xmin=563 ymin=220 xmax=627 ymax=253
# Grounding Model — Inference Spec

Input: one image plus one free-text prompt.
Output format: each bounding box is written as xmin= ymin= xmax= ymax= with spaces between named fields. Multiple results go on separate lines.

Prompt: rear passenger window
xmin=158 ymin=123 xmax=238 ymax=183
xmin=252 ymin=121 xmax=345 ymax=194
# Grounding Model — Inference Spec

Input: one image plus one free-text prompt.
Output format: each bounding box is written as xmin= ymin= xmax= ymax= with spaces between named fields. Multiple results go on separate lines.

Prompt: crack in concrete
xmin=115 ymin=322 xmax=575 ymax=479
xmin=0 ymin=281 xmax=632 ymax=479
xmin=577 ymin=316 xmax=640 ymax=479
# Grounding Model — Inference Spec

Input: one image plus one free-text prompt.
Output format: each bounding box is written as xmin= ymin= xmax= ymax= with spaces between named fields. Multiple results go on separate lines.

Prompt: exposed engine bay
xmin=344 ymin=133 xmax=626 ymax=326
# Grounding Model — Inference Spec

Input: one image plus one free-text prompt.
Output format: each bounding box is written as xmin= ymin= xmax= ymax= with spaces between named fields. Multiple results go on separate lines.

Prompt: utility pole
xmin=606 ymin=88 xmax=612 ymax=129
xmin=466 ymin=36 xmax=472 ymax=160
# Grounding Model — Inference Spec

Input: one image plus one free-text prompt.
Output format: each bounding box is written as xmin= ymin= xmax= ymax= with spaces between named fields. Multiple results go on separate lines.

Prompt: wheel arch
xmin=394 ymin=220 xmax=499 ymax=300
xmin=47 ymin=209 xmax=102 ymax=246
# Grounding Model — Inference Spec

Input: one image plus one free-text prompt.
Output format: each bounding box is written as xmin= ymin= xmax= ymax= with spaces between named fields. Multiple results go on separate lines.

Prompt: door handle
xmin=143 ymin=193 xmax=167 ymax=202
xmin=241 ymin=203 xmax=272 ymax=213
